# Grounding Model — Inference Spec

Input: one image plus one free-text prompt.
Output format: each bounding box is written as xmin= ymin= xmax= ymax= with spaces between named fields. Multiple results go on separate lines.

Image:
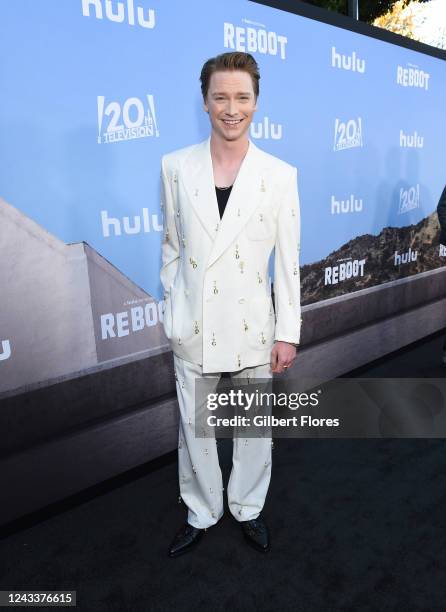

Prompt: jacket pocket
xmin=245 ymin=209 xmax=274 ymax=241
xmin=169 ymin=286 xmax=198 ymax=345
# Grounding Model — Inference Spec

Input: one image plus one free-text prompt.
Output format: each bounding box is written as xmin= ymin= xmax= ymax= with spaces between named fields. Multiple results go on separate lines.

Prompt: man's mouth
xmin=222 ymin=119 xmax=244 ymax=125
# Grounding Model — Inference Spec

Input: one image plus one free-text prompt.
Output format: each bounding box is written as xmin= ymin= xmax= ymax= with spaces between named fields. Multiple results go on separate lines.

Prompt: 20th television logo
xmin=97 ymin=94 xmax=159 ymax=144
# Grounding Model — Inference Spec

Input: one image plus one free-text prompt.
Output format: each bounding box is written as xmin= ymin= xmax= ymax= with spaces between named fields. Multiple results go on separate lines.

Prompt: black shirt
xmin=215 ymin=185 xmax=233 ymax=219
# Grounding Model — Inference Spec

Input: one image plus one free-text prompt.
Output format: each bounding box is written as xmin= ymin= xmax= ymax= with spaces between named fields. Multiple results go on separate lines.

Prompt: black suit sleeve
xmin=437 ymin=185 xmax=446 ymax=245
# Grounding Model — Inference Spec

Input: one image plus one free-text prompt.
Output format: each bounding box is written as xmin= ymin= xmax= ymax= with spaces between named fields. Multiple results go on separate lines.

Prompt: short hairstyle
xmin=200 ymin=52 xmax=260 ymax=101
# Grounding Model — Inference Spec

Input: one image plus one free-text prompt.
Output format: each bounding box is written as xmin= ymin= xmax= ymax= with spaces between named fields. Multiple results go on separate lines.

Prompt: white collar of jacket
xmin=180 ymin=136 xmax=269 ymax=269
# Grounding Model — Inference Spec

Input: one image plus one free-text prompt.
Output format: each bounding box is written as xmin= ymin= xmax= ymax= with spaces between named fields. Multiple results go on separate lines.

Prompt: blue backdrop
xmin=1 ymin=0 xmax=445 ymax=300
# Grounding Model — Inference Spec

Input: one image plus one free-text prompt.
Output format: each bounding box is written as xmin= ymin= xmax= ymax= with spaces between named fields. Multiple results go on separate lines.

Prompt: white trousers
xmin=173 ymin=353 xmax=273 ymax=529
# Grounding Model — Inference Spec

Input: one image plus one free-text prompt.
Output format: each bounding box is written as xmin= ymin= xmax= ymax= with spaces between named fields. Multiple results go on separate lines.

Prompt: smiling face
xmin=203 ymin=70 xmax=257 ymax=143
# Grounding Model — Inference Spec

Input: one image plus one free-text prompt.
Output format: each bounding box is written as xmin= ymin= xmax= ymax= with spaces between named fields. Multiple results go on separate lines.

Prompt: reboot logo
xmin=324 ymin=258 xmax=366 ymax=285
xmin=396 ymin=64 xmax=430 ymax=90
xmin=97 ymin=94 xmax=159 ymax=144
xmin=333 ymin=117 xmax=363 ymax=151
xmin=224 ymin=20 xmax=288 ymax=59
xmin=101 ymin=301 xmax=162 ymax=340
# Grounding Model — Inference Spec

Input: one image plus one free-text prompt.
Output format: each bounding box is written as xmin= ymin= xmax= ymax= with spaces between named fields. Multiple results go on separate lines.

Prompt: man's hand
xmin=270 ymin=341 xmax=297 ymax=374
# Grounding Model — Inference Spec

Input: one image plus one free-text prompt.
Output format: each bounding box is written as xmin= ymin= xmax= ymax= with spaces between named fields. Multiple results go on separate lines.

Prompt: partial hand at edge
xmin=270 ymin=341 xmax=297 ymax=374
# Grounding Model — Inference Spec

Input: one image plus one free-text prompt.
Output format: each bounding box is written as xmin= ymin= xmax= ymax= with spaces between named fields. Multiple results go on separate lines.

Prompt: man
xmin=438 ymin=185 xmax=446 ymax=252
xmin=159 ymin=52 xmax=301 ymax=557
xmin=437 ymin=185 xmax=446 ymax=365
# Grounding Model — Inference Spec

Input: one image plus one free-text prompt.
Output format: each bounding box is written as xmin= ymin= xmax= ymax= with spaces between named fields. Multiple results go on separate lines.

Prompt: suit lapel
xmin=181 ymin=136 xmax=267 ymax=268
xmin=181 ymin=137 xmax=220 ymax=242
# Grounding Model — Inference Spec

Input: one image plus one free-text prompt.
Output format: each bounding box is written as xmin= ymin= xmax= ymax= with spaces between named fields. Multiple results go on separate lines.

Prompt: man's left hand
xmin=270 ymin=341 xmax=297 ymax=374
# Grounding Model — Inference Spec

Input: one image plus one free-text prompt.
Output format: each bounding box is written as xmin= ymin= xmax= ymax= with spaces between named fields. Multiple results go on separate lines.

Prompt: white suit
xmin=160 ymin=136 xmax=301 ymax=374
xmin=159 ymin=136 xmax=301 ymax=528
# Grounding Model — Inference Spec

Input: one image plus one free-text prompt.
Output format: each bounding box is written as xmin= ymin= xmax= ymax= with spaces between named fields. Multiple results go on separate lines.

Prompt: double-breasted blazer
xmin=159 ymin=136 xmax=301 ymax=373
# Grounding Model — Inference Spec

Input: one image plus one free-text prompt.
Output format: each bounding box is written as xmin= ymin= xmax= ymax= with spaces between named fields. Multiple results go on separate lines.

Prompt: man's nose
xmin=226 ymin=99 xmax=238 ymax=115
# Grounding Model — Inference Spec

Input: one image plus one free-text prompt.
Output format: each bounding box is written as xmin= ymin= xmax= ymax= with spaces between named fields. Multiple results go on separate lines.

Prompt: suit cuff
xmin=275 ymin=338 xmax=300 ymax=346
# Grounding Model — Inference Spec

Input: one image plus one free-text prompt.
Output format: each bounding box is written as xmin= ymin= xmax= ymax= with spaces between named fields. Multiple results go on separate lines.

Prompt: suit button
xmin=238 ymin=298 xmax=245 ymax=304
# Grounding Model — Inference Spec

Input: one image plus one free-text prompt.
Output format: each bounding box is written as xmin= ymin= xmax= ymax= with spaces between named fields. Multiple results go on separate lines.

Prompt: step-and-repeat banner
xmin=1 ymin=0 xmax=445 ymax=393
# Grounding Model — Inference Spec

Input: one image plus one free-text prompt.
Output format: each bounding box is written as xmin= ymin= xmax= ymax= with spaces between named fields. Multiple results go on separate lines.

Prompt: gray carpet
xmin=1 ymin=330 xmax=445 ymax=611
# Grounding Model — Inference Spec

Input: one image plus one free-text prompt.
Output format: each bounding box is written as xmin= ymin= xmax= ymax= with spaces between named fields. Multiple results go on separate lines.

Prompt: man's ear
xmin=203 ymin=97 xmax=209 ymax=113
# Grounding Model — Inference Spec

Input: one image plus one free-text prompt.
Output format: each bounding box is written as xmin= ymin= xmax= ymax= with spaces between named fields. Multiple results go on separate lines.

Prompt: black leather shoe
xmin=168 ymin=523 xmax=205 ymax=558
xmin=240 ymin=515 xmax=270 ymax=552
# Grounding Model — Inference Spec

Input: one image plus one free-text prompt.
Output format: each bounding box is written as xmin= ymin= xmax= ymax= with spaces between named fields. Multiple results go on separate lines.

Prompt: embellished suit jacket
xmin=159 ymin=136 xmax=301 ymax=373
